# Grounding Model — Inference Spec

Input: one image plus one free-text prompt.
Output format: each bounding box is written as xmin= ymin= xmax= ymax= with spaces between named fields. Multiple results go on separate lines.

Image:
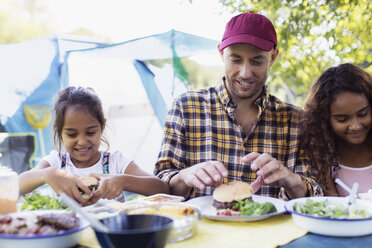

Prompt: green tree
xmin=146 ymin=58 xmax=224 ymax=90
xmin=0 ymin=0 xmax=108 ymax=44
xmin=0 ymin=0 xmax=54 ymax=44
xmin=216 ymin=0 xmax=372 ymax=106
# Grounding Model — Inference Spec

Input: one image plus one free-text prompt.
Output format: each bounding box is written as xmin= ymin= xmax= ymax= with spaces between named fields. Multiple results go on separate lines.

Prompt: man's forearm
xmin=169 ymin=173 xmax=192 ymax=199
xmin=284 ymin=174 xmax=308 ymax=199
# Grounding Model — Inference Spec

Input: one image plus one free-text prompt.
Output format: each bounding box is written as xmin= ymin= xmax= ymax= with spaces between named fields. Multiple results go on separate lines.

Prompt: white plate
xmin=186 ymin=195 xmax=285 ymax=222
xmin=285 ymin=196 xmax=372 ymax=237
xmin=0 ymin=210 xmax=90 ymax=248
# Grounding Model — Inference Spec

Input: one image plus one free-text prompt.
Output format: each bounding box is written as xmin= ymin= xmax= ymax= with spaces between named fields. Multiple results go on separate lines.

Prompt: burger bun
xmin=213 ymin=181 xmax=253 ymax=203
xmin=79 ymin=176 xmax=99 ymax=200
xmin=81 ymin=176 xmax=99 ymax=187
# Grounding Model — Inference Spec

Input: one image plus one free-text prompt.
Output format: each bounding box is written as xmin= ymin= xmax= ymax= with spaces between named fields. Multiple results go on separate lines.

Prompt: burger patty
xmin=212 ymin=197 xmax=253 ymax=210
xmin=78 ymin=184 xmax=98 ymax=194
xmin=88 ymin=185 xmax=98 ymax=191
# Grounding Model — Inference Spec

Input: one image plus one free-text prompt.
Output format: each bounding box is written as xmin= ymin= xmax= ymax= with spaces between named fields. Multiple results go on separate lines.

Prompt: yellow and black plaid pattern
xmin=155 ymin=81 xmax=323 ymax=199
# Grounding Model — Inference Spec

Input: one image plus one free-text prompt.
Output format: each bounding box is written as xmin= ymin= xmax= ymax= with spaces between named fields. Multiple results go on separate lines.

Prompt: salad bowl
xmin=285 ymin=196 xmax=372 ymax=237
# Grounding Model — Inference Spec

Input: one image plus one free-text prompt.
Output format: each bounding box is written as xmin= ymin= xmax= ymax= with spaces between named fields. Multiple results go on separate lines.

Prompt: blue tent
xmin=61 ymin=30 xmax=218 ymax=125
xmin=1 ymin=30 xmax=218 ymax=167
xmin=0 ymin=35 xmax=106 ymax=164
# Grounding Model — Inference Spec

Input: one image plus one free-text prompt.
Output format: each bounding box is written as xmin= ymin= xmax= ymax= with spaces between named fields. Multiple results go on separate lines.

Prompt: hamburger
xmin=212 ymin=181 xmax=253 ymax=210
xmin=79 ymin=177 xmax=99 ymax=200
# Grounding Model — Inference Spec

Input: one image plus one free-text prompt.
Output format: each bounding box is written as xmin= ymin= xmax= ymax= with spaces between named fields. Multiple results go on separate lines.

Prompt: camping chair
xmin=0 ymin=132 xmax=36 ymax=174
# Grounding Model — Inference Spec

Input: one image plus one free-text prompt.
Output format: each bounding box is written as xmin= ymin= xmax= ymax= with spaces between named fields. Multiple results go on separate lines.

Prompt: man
xmin=154 ymin=12 xmax=323 ymax=200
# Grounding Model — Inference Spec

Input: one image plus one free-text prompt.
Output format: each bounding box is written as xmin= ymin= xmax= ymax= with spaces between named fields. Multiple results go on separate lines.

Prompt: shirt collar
xmin=216 ymin=77 xmax=232 ymax=108
xmin=256 ymin=85 xmax=270 ymax=114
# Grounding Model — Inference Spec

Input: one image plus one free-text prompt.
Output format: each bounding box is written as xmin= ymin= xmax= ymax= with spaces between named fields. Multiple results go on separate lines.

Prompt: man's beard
xmin=226 ymin=76 xmax=266 ymax=100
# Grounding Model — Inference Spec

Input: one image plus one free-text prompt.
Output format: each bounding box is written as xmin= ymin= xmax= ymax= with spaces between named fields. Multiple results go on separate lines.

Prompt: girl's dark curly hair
xmin=301 ymin=63 xmax=372 ymax=189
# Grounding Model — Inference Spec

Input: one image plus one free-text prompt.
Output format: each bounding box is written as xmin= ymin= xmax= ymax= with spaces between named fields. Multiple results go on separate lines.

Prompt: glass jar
xmin=0 ymin=166 xmax=19 ymax=215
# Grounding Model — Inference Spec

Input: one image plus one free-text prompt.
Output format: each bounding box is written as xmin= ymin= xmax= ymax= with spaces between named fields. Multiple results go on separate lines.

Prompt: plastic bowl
xmin=94 ymin=214 xmax=174 ymax=248
xmin=112 ymin=201 xmax=200 ymax=243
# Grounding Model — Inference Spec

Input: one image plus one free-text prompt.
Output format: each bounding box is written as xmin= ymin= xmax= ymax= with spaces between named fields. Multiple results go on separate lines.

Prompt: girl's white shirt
xmin=45 ymin=150 xmax=132 ymax=176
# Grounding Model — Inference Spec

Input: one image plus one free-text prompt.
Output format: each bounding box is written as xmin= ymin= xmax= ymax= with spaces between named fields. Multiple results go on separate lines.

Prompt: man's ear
xmin=217 ymin=43 xmax=224 ymax=61
xmin=269 ymin=48 xmax=279 ymax=67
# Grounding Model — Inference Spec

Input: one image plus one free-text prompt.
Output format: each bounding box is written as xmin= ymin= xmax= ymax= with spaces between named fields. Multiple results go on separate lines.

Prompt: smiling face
xmin=61 ymin=105 xmax=102 ymax=168
xmin=219 ymin=43 xmax=278 ymax=103
xmin=330 ymin=91 xmax=371 ymax=146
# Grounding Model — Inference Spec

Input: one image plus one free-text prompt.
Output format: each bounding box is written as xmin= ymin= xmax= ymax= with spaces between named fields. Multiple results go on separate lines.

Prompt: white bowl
xmin=285 ymin=196 xmax=372 ymax=237
xmin=0 ymin=210 xmax=89 ymax=248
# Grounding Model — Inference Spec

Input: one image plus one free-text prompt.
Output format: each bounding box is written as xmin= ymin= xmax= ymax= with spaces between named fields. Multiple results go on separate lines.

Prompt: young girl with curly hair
xmin=301 ymin=63 xmax=372 ymax=196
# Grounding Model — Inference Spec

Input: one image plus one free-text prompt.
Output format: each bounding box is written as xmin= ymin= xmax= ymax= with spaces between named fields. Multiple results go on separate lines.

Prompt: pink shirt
xmin=332 ymin=164 xmax=372 ymax=196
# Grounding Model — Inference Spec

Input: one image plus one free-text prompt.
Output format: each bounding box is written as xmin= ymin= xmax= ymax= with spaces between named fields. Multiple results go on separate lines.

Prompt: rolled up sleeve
xmin=278 ymin=147 xmax=324 ymax=200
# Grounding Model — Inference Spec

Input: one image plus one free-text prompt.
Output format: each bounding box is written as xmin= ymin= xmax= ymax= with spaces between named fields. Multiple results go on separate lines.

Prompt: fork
xmin=335 ymin=179 xmax=361 ymax=199
xmin=335 ymin=179 xmax=360 ymax=210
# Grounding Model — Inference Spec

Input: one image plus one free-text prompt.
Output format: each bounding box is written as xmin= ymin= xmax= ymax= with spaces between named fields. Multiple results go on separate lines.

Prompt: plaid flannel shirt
xmin=154 ymin=80 xmax=323 ymax=199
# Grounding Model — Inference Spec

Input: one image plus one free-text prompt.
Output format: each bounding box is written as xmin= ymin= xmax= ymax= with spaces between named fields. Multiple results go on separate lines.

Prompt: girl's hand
xmin=88 ymin=173 xmax=124 ymax=203
xmin=43 ymin=167 xmax=90 ymax=205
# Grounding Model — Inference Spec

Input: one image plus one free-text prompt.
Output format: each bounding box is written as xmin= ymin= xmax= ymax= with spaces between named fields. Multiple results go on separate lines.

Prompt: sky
xmin=43 ymin=0 xmax=235 ymax=43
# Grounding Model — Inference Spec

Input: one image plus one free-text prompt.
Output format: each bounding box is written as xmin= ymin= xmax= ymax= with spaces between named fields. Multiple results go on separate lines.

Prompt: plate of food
xmin=82 ymin=194 xmax=187 ymax=220
xmin=0 ymin=209 xmax=89 ymax=248
xmin=186 ymin=181 xmax=285 ymax=222
xmin=285 ymin=196 xmax=372 ymax=237
xmin=137 ymin=193 xmax=185 ymax=203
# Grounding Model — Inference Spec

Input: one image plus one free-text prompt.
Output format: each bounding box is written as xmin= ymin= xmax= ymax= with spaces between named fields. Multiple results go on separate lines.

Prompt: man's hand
xmin=242 ymin=152 xmax=307 ymax=198
xmin=178 ymin=161 xmax=228 ymax=191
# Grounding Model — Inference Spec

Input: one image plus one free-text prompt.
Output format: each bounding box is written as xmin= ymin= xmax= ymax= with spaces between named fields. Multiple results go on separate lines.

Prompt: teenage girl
xmin=301 ymin=63 xmax=372 ymax=196
xmin=19 ymin=86 xmax=169 ymax=205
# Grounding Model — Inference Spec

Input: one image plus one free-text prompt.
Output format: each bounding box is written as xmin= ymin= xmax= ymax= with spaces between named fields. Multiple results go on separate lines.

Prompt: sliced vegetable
xmin=294 ymin=199 xmax=372 ymax=219
xmin=20 ymin=193 xmax=69 ymax=211
xmin=232 ymin=199 xmax=277 ymax=216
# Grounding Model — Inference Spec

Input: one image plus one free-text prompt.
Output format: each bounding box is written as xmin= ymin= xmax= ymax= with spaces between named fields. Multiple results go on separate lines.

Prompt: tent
xmin=1 ymin=30 xmax=219 ymax=172
xmin=62 ymin=30 xmax=219 ymax=172
xmin=62 ymin=30 xmax=219 ymax=125
xmin=0 ymin=35 xmax=105 ymax=168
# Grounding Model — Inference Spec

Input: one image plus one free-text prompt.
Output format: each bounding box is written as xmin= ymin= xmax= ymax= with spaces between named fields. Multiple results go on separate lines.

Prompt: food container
xmin=0 ymin=166 xmax=19 ymax=215
xmin=104 ymin=201 xmax=200 ymax=243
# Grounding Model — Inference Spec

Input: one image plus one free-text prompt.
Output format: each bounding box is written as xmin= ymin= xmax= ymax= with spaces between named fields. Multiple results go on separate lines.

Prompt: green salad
xmin=232 ymin=199 xmax=277 ymax=216
xmin=20 ymin=192 xmax=69 ymax=211
xmin=294 ymin=199 xmax=372 ymax=219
